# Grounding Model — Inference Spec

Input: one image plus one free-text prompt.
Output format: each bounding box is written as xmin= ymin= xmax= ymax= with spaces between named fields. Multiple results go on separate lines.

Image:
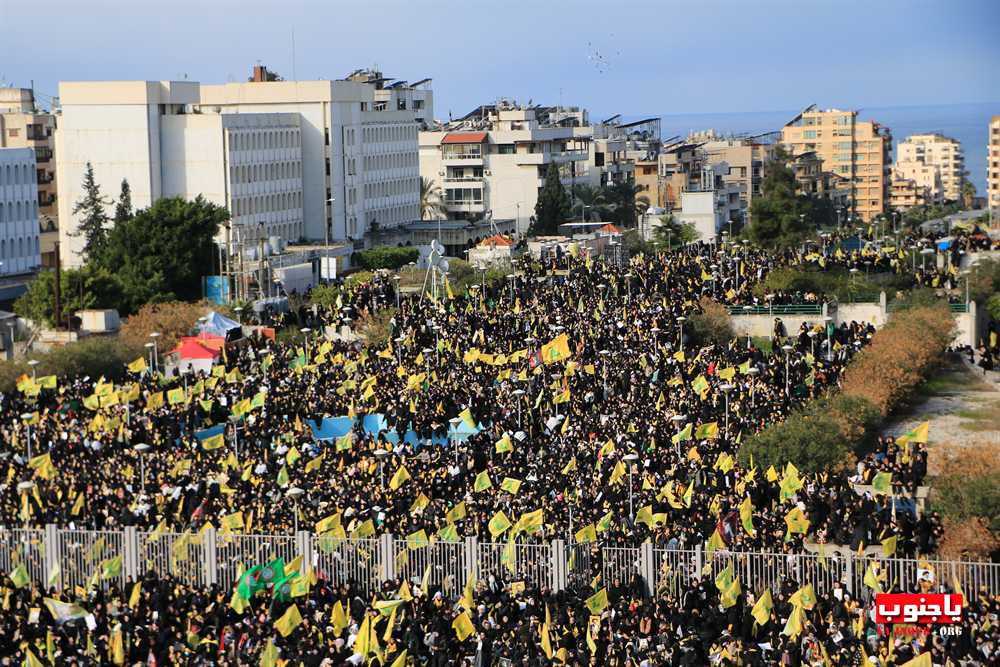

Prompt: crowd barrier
xmin=1 ymin=526 xmax=997 ymax=601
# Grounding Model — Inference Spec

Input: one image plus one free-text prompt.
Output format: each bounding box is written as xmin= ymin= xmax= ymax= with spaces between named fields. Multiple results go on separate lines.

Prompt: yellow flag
xmin=274 ymin=603 xmax=303 ymax=637
xmin=389 ymin=465 xmax=411 ymax=490
xmin=585 ymin=588 xmax=608 ymax=615
xmin=331 ymin=600 xmax=348 ymax=637
xmin=452 ymin=611 xmax=475 ymax=641
xmin=540 ymin=622 xmax=553 ymax=658
xmin=129 ymin=581 xmax=142 ymax=609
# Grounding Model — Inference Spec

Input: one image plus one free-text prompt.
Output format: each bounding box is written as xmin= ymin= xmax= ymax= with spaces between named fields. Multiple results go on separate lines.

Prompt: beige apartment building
xmin=781 ymin=106 xmax=892 ymax=222
xmin=896 ymin=133 xmax=963 ymax=202
xmin=0 ymin=88 xmax=58 ymax=266
xmin=989 ymin=116 xmax=1000 ymax=217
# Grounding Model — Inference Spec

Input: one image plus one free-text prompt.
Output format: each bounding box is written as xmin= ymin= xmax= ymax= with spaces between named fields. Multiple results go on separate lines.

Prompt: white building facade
xmin=56 ymin=74 xmax=431 ymax=267
xmin=674 ymin=162 xmax=744 ymax=243
xmin=419 ymin=106 xmax=591 ymax=234
xmin=200 ymin=76 xmax=427 ymax=245
xmin=0 ymin=148 xmax=42 ymax=274
xmin=896 ymin=133 xmax=964 ymax=203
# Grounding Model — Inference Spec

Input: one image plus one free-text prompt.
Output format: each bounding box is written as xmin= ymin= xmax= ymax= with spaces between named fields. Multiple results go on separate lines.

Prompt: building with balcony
xmin=673 ymin=162 xmax=744 ymax=242
xmin=781 ymin=105 xmax=892 ymax=222
xmin=891 ymin=159 xmax=942 ymax=207
xmin=890 ymin=176 xmax=929 ymax=210
xmin=419 ymin=102 xmax=592 ymax=234
xmin=990 ymin=116 xmax=1000 ymax=218
xmin=896 ymin=133 xmax=964 ymax=203
xmin=0 ymin=88 xmax=58 ymax=266
xmin=0 ymin=148 xmax=42 ymax=275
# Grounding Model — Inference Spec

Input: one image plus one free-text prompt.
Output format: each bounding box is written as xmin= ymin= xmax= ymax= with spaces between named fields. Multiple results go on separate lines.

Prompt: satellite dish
xmin=431 ymin=239 xmax=445 ymax=255
xmin=439 ymin=259 xmax=450 ymax=273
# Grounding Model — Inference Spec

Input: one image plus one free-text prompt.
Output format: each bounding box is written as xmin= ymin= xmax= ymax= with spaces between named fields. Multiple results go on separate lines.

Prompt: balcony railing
xmin=442 ymin=152 xmax=483 ymax=161
xmin=443 ymin=177 xmax=484 ymax=183
xmin=34 ymin=147 xmax=52 ymax=163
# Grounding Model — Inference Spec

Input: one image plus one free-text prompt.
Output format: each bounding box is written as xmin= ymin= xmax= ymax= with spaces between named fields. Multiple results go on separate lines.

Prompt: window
xmin=804 ymin=130 xmax=817 ymax=139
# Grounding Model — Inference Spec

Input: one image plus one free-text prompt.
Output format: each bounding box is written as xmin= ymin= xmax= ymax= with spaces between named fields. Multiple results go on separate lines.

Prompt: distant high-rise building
xmin=781 ymin=106 xmax=892 ymax=223
xmin=895 ymin=133 xmax=964 ymax=203
xmin=0 ymin=88 xmax=58 ymax=266
xmin=988 ymin=116 xmax=1000 ymax=217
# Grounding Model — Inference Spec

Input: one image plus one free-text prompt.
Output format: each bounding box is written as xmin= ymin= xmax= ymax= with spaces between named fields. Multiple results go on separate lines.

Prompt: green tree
xmin=570 ymin=184 xmax=610 ymax=221
xmin=603 ymin=181 xmax=649 ymax=229
xmin=96 ymin=196 xmax=228 ymax=314
xmin=70 ymin=162 xmax=111 ymax=261
xmin=530 ymin=163 xmax=572 ymax=236
xmin=114 ymin=178 xmax=133 ymax=225
xmin=747 ymin=150 xmax=810 ymax=248
xmin=651 ymin=215 xmax=699 ymax=249
xmin=738 ymin=407 xmax=852 ymax=474
xmin=14 ymin=266 xmax=123 ymax=327
xmin=419 ymin=177 xmax=447 ymax=220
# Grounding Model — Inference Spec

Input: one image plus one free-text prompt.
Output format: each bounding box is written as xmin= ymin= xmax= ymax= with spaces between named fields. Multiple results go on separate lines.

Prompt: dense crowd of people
xmin=0 ymin=238 xmax=992 ymax=664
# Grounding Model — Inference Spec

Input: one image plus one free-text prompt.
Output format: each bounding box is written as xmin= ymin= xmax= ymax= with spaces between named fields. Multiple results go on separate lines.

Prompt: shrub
xmin=825 ymin=394 xmax=881 ymax=455
xmin=354 ymin=247 xmax=419 ymax=271
xmin=931 ymin=446 xmax=1000 ymax=532
xmin=119 ymin=300 xmax=226 ymax=353
xmin=344 ymin=271 xmax=374 ymax=289
xmin=687 ymin=297 xmax=734 ymax=347
xmin=937 ymin=517 xmax=1000 ymax=561
xmin=0 ymin=337 xmax=141 ymax=392
xmin=738 ymin=408 xmax=852 ymax=474
xmin=357 ymin=307 xmax=397 ymax=348
xmin=839 ymin=304 xmax=953 ymax=415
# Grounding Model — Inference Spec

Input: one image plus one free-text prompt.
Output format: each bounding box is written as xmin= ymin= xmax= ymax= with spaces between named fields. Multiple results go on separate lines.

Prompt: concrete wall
xmin=729 ymin=293 xmax=982 ymax=347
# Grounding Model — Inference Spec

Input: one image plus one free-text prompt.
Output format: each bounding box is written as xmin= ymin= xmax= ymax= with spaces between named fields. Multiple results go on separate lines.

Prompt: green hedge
xmin=354 ymin=247 xmax=419 ymax=271
xmin=0 ymin=337 xmax=141 ymax=393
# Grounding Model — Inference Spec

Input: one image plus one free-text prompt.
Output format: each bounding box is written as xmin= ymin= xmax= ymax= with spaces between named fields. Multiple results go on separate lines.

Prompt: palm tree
xmin=604 ymin=181 xmax=650 ymax=228
xmin=420 ymin=177 xmax=447 ymax=220
xmin=570 ymin=185 xmax=610 ymax=221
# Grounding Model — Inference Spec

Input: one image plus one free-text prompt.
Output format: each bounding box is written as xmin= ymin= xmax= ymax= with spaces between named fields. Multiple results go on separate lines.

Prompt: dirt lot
xmin=883 ymin=354 xmax=1000 ymax=476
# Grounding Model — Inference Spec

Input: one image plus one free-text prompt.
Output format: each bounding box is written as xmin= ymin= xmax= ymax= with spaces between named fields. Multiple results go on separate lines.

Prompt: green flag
xmin=9 ymin=563 xmax=30 ymax=589
xmin=260 ymin=558 xmax=285 ymax=586
xmin=237 ymin=565 xmax=262 ymax=600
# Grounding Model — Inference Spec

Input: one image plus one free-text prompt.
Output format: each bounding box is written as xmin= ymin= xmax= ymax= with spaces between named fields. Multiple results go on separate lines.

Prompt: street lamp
xmin=149 ymin=332 xmax=161 ymax=373
xmin=623 ymin=453 xmax=639 ymax=520
xmin=512 ymin=389 xmax=525 ymax=425
xmin=374 ymin=449 xmax=390 ymax=488
xmin=27 ymin=359 xmax=38 ymax=380
xmin=300 ymin=327 xmax=311 ymax=359
xmin=745 ymin=368 xmax=760 ymax=408
xmin=20 ymin=413 xmax=34 ymax=459
xmin=599 ymin=350 xmax=610 ymax=399
xmin=506 ymin=274 xmax=516 ymax=307
xmin=144 ymin=342 xmax=155 ymax=371
xmin=393 ymin=274 xmax=401 ymax=309
xmin=676 ymin=316 xmax=686 ymax=348
xmin=286 ymin=487 xmax=305 ymax=533
xmin=742 ymin=306 xmax=753 ymax=349
xmin=823 ymin=316 xmax=834 ymax=362
xmin=134 ymin=443 xmax=150 ymax=492
xmin=394 ymin=335 xmax=406 ymax=366
xmin=449 ymin=417 xmax=463 ymax=467
xmin=807 ymin=330 xmax=817 ymax=358
xmin=781 ymin=344 xmax=794 ymax=398
xmin=671 ymin=414 xmax=687 ymax=461
xmin=234 ymin=306 xmax=243 ymax=324
xmin=720 ymin=384 xmax=734 ymax=434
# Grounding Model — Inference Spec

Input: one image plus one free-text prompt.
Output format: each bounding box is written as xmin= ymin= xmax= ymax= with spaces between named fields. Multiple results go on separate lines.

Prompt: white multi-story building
xmin=419 ymin=104 xmax=591 ymax=234
xmin=55 ymin=81 xmax=305 ymax=267
xmin=896 ymin=133 xmax=964 ymax=203
xmin=674 ymin=161 xmax=744 ymax=242
xmin=201 ymin=68 xmax=430 ymax=244
xmin=0 ymin=148 xmax=42 ymax=275
xmin=55 ymin=69 xmax=432 ymax=267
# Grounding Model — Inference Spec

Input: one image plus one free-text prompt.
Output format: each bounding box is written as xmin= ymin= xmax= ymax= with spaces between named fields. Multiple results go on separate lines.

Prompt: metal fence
xmin=3 ymin=526 xmax=998 ymax=601
xmin=728 ymin=304 xmax=824 ymax=316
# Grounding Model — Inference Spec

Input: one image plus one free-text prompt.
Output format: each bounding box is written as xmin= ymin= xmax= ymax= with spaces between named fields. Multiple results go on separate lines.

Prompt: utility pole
xmin=53 ymin=242 xmax=62 ymax=329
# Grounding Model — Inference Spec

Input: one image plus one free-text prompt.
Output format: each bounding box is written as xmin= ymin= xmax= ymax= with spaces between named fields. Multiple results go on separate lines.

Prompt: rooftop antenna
xmin=291 ymin=29 xmax=297 ymax=81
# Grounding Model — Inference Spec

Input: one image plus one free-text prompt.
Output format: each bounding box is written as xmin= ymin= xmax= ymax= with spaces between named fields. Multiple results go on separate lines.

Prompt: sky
xmin=2 ymin=0 xmax=998 ymax=119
